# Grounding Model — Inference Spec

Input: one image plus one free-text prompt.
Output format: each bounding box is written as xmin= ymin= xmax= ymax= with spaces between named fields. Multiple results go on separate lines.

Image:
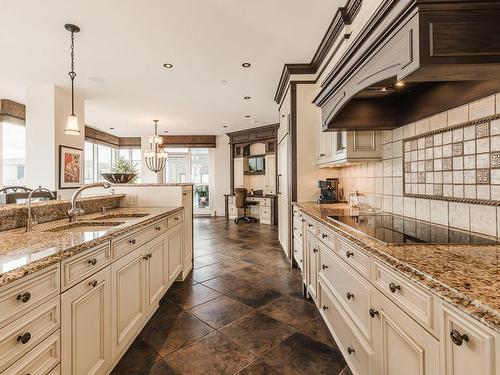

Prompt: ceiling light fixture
xmin=64 ymin=23 xmax=81 ymax=135
xmin=242 ymin=63 xmax=251 ymax=68
xmin=163 ymin=63 xmax=173 ymax=68
xmin=144 ymin=120 xmax=167 ymax=173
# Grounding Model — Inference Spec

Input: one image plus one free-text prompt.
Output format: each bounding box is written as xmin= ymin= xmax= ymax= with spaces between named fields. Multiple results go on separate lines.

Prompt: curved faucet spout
xmin=68 ymin=182 xmax=111 ymax=222
xmin=26 ymin=186 xmax=56 ymax=232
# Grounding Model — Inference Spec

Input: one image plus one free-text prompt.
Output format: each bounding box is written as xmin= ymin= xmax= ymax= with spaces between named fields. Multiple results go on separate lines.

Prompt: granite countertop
xmin=294 ymin=202 xmax=500 ymax=333
xmin=111 ymin=183 xmax=194 ymax=187
xmin=0 ymin=206 xmax=182 ymax=288
xmin=224 ymin=194 xmax=277 ymax=198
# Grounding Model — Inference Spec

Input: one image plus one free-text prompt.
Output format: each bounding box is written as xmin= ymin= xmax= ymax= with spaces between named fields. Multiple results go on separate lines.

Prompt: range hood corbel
xmin=314 ymin=0 xmax=500 ymax=131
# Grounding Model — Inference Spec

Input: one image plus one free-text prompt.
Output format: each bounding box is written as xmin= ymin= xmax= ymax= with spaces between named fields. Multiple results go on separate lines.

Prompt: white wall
xmin=210 ymin=134 xmax=230 ymax=216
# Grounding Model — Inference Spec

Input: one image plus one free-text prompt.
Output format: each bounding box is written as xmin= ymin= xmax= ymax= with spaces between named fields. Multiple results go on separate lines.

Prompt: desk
xmin=224 ymin=194 xmax=277 ymax=225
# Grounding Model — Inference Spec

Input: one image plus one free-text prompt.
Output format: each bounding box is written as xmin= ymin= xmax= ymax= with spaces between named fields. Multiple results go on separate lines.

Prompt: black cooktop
xmin=327 ymin=213 xmax=499 ymax=245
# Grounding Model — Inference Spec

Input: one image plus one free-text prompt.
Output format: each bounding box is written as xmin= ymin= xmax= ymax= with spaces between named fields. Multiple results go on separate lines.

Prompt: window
xmin=164 ymin=148 xmax=210 ymax=210
xmin=84 ymin=141 xmax=94 ymax=184
xmin=1 ymin=122 xmax=26 ymax=187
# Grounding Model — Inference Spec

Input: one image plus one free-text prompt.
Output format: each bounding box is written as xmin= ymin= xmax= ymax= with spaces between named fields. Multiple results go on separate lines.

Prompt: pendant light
xmin=144 ymin=120 xmax=167 ymax=173
xmin=64 ymin=23 xmax=81 ymax=135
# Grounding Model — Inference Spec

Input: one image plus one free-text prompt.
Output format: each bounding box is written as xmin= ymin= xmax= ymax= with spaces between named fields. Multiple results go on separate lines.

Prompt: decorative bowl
xmin=101 ymin=173 xmax=136 ymax=184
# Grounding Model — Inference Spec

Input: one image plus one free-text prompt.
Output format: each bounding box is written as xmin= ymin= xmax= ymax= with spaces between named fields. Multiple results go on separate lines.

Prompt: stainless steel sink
xmin=45 ymin=221 xmax=125 ymax=233
xmin=91 ymin=213 xmax=150 ymax=221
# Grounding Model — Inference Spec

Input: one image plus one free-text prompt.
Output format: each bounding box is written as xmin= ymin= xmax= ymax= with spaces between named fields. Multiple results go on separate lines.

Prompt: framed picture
xmin=59 ymin=145 xmax=84 ymax=189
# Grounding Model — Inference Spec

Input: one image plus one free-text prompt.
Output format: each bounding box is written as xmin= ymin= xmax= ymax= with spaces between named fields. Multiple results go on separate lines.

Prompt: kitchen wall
xmin=337 ymin=93 xmax=500 ymax=237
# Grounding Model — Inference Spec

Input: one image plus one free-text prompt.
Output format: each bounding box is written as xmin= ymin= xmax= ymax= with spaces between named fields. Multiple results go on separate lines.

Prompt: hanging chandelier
xmin=144 ymin=120 xmax=167 ymax=173
xmin=64 ymin=23 xmax=81 ymax=135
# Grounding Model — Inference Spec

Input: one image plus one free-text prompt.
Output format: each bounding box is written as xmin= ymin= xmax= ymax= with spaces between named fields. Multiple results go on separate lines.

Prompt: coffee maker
xmin=318 ymin=178 xmax=339 ymax=204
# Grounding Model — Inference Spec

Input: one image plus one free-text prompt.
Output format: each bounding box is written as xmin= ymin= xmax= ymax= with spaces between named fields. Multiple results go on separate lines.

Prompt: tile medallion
xmin=477 ymin=169 xmax=490 ymax=185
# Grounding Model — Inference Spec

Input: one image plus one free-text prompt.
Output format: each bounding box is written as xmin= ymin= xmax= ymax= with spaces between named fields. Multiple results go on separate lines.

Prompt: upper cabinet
xmin=317 ymin=128 xmax=382 ymax=166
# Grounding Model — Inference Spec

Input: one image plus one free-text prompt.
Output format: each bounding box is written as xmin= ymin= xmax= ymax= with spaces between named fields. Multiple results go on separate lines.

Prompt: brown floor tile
xmin=195 ymin=252 xmax=229 ymax=266
xmin=140 ymin=302 xmax=213 ymax=356
xmin=202 ymin=274 xmax=252 ymax=294
xmin=189 ymin=295 xmax=254 ymax=329
xmin=164 ymin=331 xmax=255 ymax=375
xmin=260 ymin=332 xmax=346 ymax=375
xmin=111 ymin=338 xmax=176 ymax=375
xmin=231 ymin=265 xmax=275 ymax=283
xmin=236 ymin=358 xmax=281 ymax=375
xmin=259 ymin=295 xmax=318 ymax=328
xmin=220 ymin=311 xmax=295 ymax=356
xmin=257 ymin=273 xmax=304 ymax=297
xmin=166 ymin=283 xmax=221 ymax=309
xmin=228 ymin=286 xmax=282 ymax=309
xmin=299 ymin=315 xmax=339 ymax=349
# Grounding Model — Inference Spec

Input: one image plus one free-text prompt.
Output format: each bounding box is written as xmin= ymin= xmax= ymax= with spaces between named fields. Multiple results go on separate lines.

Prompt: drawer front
xmin=228 ymin=206 xmax=238 ymax=216
xmin=373 ymin=259 xmax=435 ymax=332
xmin=337 ymin=239 xmax=370 ymax=278
xmin=261 ymin=199 xmax=271 ymax=207
xmin=293 ymin=239 xmax=303 ymax=270
xmin=167 ymin=213 xmax=182 ymax=228
xmin=48 ymin=364 xmax=60 ymax=375
xmin=0 ymin=265 xmax=60 ymax=328
xmin=112 ymin=221 xmax=165 ymax=259
xmin=317 ymin=223 xmax=336 ymax=250
xmin=320 ymin=281 xmax=374 ymax=375
xmin=320 ymin=248 xmax=373 ymax=342
xmin=61 ymin=244 xmax=110 ymax=291
xmin=2 ymin=329 xmax=60 ymax=375
xmin=260 ymin=208 xmax=271 ymax=219
xmin=228 ymin=196 xmax=235 ymax=204
xmin=305 ymin=216 xmax=319 ymax=236
xmin=0 ymin=296 xmax=60 ymax=372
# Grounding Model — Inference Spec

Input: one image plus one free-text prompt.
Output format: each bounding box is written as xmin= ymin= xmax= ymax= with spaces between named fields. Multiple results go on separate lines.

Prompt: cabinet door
xmin=61 ymin=266 xmax=111 ymax=375
xmin=440 ymin=304 xmax=497 ymax=375
xmin=168 ymin=226 xmax=183 ymax=283
xmin=372 ymin=289 xmax=439 ymax=375
xmin=111 ymin=246 xmax=147 ymax=360
xmin=234 ymin=158 xmax=244 ymax=189
xmin=265 ymin=154 xmax=276 ymax=194
xmin=146 ymin=237 xmax=167 ymax=314
xmin=334 ymin=131 xmax=347 ymax=161
xmin=306 ymin=236 xmax=319 ymax=304
xmin=277 ymin=137 xmax=290 ymax=257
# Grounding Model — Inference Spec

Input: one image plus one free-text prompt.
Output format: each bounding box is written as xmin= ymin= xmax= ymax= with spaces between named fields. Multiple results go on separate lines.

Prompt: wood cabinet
xmin=61 ymin=266 xmax=111 ymax=375
xmin=233 ymin=158 xmax=244 ymax=189
xmin=264 ymin=154 xmax=276 ymax=195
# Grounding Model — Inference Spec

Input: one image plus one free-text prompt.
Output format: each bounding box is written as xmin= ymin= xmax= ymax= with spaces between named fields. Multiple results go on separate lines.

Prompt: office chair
xmin=234 ymin=188 xmax=257 ymax=223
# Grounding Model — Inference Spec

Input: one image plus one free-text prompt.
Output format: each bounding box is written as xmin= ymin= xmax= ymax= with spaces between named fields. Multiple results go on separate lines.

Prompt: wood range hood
xmin=314 ymin=0 xmax=500 ymax=131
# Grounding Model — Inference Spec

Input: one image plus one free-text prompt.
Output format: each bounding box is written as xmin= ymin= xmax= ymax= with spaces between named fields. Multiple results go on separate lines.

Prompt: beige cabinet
xmin=145 ymin=237 xmax=167 ymax=314
xmin=61 ymin=266 xmax=111 ymax=375
xmin=440 ymin=303 xmax=497 ymax=375
xmin=233 ymin=158 xmax=244 ymax=189
xmin=167 ymin=226 xmax=183 ymax=283
xmin=317 ymin=122 xmax=335 ymax=164
xmin=111 ymin=246 xmax=147 ymax=360
xmin=181 ymin=187 xmax=193 ymax=278
xmin=264 ymin=154 xmax=276 ymax=195
xmin=277 ymin=135 xmax=290 ymax=258
xmin=305 ymin=234 xmax=320 ymax=305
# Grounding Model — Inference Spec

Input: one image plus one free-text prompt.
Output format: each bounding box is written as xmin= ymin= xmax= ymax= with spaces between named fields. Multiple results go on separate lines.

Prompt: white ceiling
xmin=0 ymin=0 xmax=338 ymax=136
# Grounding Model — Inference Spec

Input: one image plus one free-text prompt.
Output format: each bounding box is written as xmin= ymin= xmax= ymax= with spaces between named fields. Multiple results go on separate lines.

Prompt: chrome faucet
xmin=68 ymin=182 xmax=111 ymax=222
xmin=26 ymin=186 xmax=56 ymax=232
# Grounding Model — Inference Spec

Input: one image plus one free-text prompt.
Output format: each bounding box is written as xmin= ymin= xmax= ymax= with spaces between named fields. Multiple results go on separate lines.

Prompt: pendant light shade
xmin=144 ymin=120 xmax=167 ymax=173
xmin=64 ymin=23 xmax=81 ymax=135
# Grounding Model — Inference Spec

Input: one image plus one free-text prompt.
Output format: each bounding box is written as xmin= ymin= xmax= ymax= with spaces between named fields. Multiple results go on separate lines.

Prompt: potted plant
xmin=194 ymin=185 xmax=209 ymax=208
xmin=101 ymin=156 xmax=138 ymax=184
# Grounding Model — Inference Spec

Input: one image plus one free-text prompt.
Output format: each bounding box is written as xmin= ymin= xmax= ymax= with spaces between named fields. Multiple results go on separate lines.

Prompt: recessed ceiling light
xmin=242 ymin=63 xmax=251 ymax=68
xmin=163 ymin=63 xmax=173 ymax=68
xmin=395 ymin=81 xmax=405 ymax=88
xmin=244 ymin=96 xmax=251 ymax=100
xmin=223 ymin=125 xmax=228 ymax=128
xmin=109 ymin=127 xmax=114 ymax=130
xmin=163 ymin=130 xmax=168 ymax=133
xmin=245 ymin=115 xmax=251 ymax=118
xmin=221 ymin=80 xmax=228 ymax=83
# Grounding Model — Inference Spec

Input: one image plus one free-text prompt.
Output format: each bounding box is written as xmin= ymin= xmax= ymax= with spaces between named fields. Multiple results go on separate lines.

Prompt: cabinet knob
xmin=155 ymin=226 xmax=161 ymax=231
xmin=17 ymin=332 xmax=31 ymax=344
xmin=17 ymin=292 xmax=31 ymax=303
xmin=320 ymin=153 xmax=326 ymax=157
xmin=299 ymin=259 xmax=303 ymax=263
xmin=346 ymin=292 xmax=354 ymax=300
xmin=89 ymin=280 xmax=98 ymax=288
xmin=129 ymin=239 xmax=136 ymax=245
xmin=389 ymin=282 xmax=401 ymax=293
xmin=149 ymin=253 xmax=152 ymax=259
xmin=345 ymin=251 xmax=354 ymax=258
xmin=88 ymin=258 xmax=97 ymax=266
xmin=301 ymin=219 xmax=305 ymax=222
xmin=313 ymin=248 xmax=318 ymax=253
xmin=369 ymin=308 xmax=379 ymax=318
xmin=143 ymin=255 xmax=150 ymax=260
xmin=450 ymin=329 xmax=469 ymax=346
xmin=322 ymin=305 xmax=328 ymax=311
xmin=322 ymin=264 xmax=328 ymax=270
xmin=308 ymin=223 xmax=313 ymax=228
xmin=322 ymin=233 xmax=327 ymax=239
xmin=347 ymin=346 xmax=355 ymax=355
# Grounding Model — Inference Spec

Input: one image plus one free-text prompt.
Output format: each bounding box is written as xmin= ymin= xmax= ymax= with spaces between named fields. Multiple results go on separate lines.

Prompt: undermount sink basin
xmin=91 ymin=213 xmax=150 ymax=221
xmin=45 ymin=221 xmax=125 ymax=233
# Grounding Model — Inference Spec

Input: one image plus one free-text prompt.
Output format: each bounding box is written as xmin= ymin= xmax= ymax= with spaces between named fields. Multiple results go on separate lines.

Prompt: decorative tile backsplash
xmin=403 ymin=115 xmax=500 ymax=204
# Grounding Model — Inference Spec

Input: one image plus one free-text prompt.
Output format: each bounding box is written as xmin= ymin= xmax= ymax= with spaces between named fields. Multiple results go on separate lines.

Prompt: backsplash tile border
xmin=402 ymin=113 xmax=500 ymax=206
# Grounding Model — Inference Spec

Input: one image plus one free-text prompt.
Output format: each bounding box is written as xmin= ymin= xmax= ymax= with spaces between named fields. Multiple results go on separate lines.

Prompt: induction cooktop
xmin=327 ymin=213 xmax=499 ymax=245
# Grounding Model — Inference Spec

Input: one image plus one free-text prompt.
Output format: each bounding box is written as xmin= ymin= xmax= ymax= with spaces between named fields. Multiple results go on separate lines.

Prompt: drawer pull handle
xmin=322 ymin=305 xmax=328 ymax=311
xmin=299 ymin=233 xmax=302 ymax=237
xmin=301 ymin=219 xmax=305 ymax=222
xmin=174 ymin=217 xmax=179 ymax=221
xmin=308 ymin=224 xmax=313 ymax=228
xmin=88 ymin=258 xmax=97 ymax=266
xmin=148 ymin=253 xmax=152 ymax=259
xmin=346 ymin=292 xmax=354 ymax=300
xmin=369 ymin=308 xmax=379 ymax=318
xmin=450 ymin=329 xmax=469 ymax=346
xmin=389 ymin=282 xmax=401 ymax=293
xmin=293 ymin=227 xmax=297 ymax=230
xmin=345 ymin=251 xmax=354 ymax=258
xmin=143 ymin=255 xmax=150 ymax=260
xmin=17 ymin=292 xmax=31 ymax=303
xmin=17 ymin=332 xmax=31 ymax=344
xmin=313 ymin=248 xmax=318 ymax=253
xmin=129 ymin=239 xmax=136 ymax=245
xmin=294 ymin=250 xmax=298 ymax=253
xmin=347 ymin=346 xmax=355 ymax=355
xmin=299 ymin=259 xmax=303 ymax=263
xmin=89 ymin=280 xmax=98 ymax=288
xmin=322 ymin=233 xmax=327 ymax=239
xmin=155 ymin=226 xmax=161 ymax=231
xmin=322 ymin=264 xmax=328 ymax=270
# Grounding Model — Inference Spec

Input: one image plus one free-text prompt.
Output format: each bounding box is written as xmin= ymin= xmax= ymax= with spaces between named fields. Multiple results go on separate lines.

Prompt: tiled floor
xmin=112 ymin=217 xmax=351 ymax=375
